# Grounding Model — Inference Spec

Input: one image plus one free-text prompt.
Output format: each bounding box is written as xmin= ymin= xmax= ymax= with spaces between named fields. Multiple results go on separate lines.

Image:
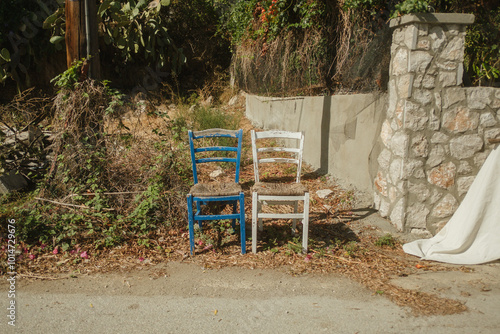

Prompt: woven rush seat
xmin=252 ymin=182 xmax=308 ymax=196
xmin=190 ymin=182 xmax=242 ymax=197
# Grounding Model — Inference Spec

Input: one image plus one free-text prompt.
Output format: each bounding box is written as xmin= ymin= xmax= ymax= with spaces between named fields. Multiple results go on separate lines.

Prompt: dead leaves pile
xmin=10 ymin=164 xmax=469 ymax=317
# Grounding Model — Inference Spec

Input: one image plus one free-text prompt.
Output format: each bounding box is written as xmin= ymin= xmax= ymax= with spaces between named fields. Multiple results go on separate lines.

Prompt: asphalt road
xmin=2 ymin=260 xmax=500 ymax=334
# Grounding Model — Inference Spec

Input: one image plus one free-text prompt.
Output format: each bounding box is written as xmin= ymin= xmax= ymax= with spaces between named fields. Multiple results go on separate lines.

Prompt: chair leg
xmin=252 ymin=192 xmax=258 ymax=254
xmin=239 ymin=193 xmax=246 ymax=254
xmin=232 ymin=201 xmax=237 ymax=232
xmin=187 ymin=195 xmax=195 ymax=255
xmin=257 ymin=200 xmax=263 ymax=232
xmin=292 ymin=201 xmax=298 ymax=236
xmin=196 ymin=202 xmax=202 ymax=230
xmin=302 ymin=192 xmax=310 ymax=254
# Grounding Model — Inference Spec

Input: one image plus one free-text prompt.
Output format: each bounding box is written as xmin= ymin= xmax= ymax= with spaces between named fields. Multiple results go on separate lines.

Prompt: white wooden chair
xmin=250 ymin=130 xmax=310 ymax=254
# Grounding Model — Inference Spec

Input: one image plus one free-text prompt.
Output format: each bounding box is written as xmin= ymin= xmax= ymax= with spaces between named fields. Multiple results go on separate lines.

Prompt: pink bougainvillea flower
xmin=80 ymin=251 xmax=89 ymax=259
xmin=139 ymin=257 xmax=145 ymax=262
xmin=23 ymin=248 xmax=29 ymax=254
xmin=304 ymin=254 xmax=313 ymax=262
xmin=198 ymin=240 xmax=204 ymax=246
xmin=52 ymin=247 xmax=59 ymax=255
xmin=29 ymin=254 xmax=36 ymax=260
xmin=70 ymin=249 xmax=76 ymax=255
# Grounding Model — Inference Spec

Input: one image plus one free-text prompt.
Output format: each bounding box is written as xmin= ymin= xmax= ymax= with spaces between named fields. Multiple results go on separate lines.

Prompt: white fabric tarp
xmin=403 ymin=145 xmax=500 ymax=265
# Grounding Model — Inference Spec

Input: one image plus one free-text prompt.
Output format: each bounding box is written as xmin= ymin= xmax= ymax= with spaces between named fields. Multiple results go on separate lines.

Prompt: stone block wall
xmin=374 ymin=14 xmax=500 ymax=236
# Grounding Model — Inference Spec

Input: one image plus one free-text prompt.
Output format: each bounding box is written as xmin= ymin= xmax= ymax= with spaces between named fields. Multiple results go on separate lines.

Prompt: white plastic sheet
xmin=403 ymin=145 xmax=500 ymax=264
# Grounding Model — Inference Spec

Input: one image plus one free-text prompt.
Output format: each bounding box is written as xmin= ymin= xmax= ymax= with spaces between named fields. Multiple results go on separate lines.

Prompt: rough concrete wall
xmin=245 ymin=93 xmax=387 ymax=194
xmin=374 ymin=14 xmax=500 ymax=236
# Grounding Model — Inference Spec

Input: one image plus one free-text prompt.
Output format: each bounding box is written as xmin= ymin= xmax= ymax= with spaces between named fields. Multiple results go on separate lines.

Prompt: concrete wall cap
xmin=390 ymin=13 xmax=475 ymax=28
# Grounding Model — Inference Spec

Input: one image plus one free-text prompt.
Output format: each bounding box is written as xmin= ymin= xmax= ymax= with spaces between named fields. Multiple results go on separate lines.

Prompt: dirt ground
xmin=2 ymin=208 xmax=500 ymax=334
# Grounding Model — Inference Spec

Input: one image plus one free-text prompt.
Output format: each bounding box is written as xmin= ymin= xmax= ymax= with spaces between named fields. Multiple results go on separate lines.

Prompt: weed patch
xmin=0 ymin=80 xmax=248 ymax=269
xmin=1 ymin=80 xmax=192 ymax=257
xmin=375 ymin=233 xmax=398 ymax=248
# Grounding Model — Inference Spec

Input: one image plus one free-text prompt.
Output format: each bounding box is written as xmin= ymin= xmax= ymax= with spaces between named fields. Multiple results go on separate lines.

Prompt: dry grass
xmin=0 ymin=88 xmax=53 ymax=178
xmin=35 ymin=81 xmax=189 ymax=221
xmin=232 ymin=29 xmax=330 ymax=96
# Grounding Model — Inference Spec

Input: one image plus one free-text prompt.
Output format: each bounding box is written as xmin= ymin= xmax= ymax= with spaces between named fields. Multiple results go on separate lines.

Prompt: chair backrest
xmin=251 ymin=130 xmax=304 ymax=183
xmin=188 ymin=128 xmax=243 ymax=184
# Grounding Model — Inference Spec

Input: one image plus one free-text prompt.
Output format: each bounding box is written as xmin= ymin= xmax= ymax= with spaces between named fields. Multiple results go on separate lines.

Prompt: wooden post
xmin=65 ymin=0 xmax=100 ymax=79
xmin=86 ymin=0 xmax=100 ymax=79
xmin=65 ymin=0 xmax=83 ymax=68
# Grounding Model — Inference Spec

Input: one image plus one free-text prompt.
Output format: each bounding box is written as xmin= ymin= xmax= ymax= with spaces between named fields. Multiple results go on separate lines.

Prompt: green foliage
xmin=195 ymin=219 xmax=235 ymax=251
xmin=343 ymin=0 xmax=383 ymax=8
xmin=39 ymin=0 xmax=187 ymax=82
xmin=286 ymin=236 xmax=304 ymax=254
xmin=221 ymin=0 xmax=325 ymax=44
xmin=393 ymin=0 xmax=430 ymax=16
xmin=375 ymin=233 xmax=397 ymax=248
xmin=193 ymin=106 xmax=239 ymax=131
xmin=6 ymin=128 xmax=189 ymax=250
xmin=0 ymin=48 xmax=11 ymax=82
xmin=0 ymin=79 xmax=191 ymax=250
xmin=51 ymin=58 xmax=85 ymax=90
xmin=341 ymin=0 xmax=500 ymax=87
xmin=343 ymin=241 xmax=360 ymax=257
xmin=43 ymin=4 xmax=65 ymax=50
xmin=288 ymin=0 xmax=324 ymax=30
xmin=98 ymin=0 xmax=185 ymax=75
xmin=0 ymin=0 xmax=61 ymax=88
xmin=219 ymin=0 xmax=259 ymax=44
xmin=342 ymin=0 xmax=421 ymax=15
xmin=464 ymin=4 xmax=500 ymax=85
xmin=128 ymin=182 xmax=162 ymax=234
xmin=343 ymin=0 xmax=430 ymax=17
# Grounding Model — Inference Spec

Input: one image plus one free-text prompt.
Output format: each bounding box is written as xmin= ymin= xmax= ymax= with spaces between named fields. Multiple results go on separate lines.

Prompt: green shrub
xmin=2 ymin=79 xmax=190 ymax=250
xmin=375 ymin=233 xmax=397 ymax=248
xmin=193 ymin=106 xmax=239 ymax=131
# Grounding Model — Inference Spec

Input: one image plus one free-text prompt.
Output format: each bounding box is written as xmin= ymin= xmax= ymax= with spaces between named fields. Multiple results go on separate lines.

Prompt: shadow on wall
xmin=320 ymin=95 xmax=332 ymax=174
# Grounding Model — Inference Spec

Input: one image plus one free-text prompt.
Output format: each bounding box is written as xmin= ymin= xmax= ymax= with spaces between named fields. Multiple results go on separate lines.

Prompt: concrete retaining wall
xmin=245 ymin=93 xmax=387 ymax=194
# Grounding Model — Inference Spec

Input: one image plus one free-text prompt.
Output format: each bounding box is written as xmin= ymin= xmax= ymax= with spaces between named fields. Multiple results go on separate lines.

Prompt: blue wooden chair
xmin=186 ymin=128 xmax=246 ymax=255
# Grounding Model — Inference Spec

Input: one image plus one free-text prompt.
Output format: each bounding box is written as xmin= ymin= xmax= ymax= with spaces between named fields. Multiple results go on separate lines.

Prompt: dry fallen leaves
xmin=9 ymin=166 xmax=468 ymax=317
xmin=3 ymin=114 xmax=469 ymax=317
